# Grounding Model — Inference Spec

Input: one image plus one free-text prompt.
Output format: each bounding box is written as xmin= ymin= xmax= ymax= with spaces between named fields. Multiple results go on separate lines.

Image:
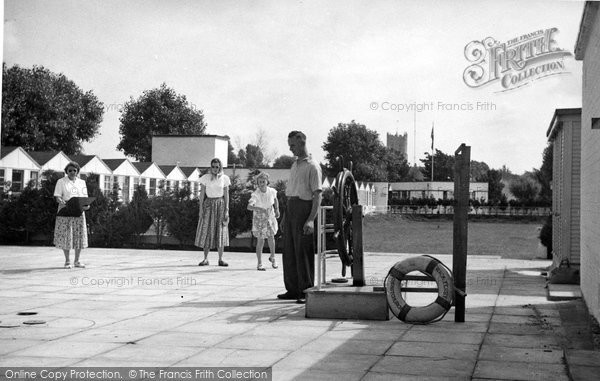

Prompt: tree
xmin=2 ymin=64 xmax=103 ymax=155
xmin=420 ymin=149 xmax=455 ymax=181
xmin=470 ymin=160 xmax=490 ymax=181
xmin=272 ymin=155 xmax=295 ymax=169
xmin=322 ymin=120 xmax=388 ymax=181
xmin=227 ymin=140 xmax=241 ymax=166
xmin=123 ymin=185 xmax=154 ymax=247
xmin=238 ymin=144 xmax=265 ymax=168
xmin=508 ymin=174 xmax=541 ymax=205
xmin=384 ymin=149 xmax=411 ymax=182
xmin=165 ymin=188 xmax=199 ymax=247
xmin=117 ymin=83 xmax=207 ymax=161
xmin=486 ymin=169 xmax=505 ymax=204
xmin=148 ymin=188 xmax=173 ymax=247
xmin=228 ymin=175 xmax=252 ymax=239
xmin=533 ymin=142 xmax=552 ymax=205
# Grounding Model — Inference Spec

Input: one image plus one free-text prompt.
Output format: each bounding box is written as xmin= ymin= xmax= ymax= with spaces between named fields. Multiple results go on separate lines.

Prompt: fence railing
xmin=368 ymin=205 xmax=551 ymax=217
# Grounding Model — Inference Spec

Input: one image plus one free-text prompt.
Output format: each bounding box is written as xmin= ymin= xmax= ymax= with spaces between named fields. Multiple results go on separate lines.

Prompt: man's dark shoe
xmin=296 ymin=298 xmax=306 ymax=304
xmin=277 ymin=292 xmax=298 ymax=300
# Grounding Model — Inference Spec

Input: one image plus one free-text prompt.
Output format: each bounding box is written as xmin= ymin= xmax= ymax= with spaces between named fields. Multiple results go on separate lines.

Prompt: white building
xmin=132 ymin=162 xmax=166 ymax=197
xmin=27 ymin=150 xmax=72 ymax=175
xmin=0 ymin=146 xmax=41 ymax=192
xmin=103 ymin=159 xmax=141 ymax=202
xmin=151 ymin=135 xmax=229 ymax=168
xmin=159 ymin=165 xmax=187 ymax=193
xmin=71 ymin=154 xmax=113 ymax=195
xmin=180 ymin=166 xmax=202 ymax=197
xmin=574 ymin=0 xmax=600 ymax=321
xmin=546 ymin=108 xmax=582 ymax=271
xmin=389 ymin=181 xmax=489 ymax=202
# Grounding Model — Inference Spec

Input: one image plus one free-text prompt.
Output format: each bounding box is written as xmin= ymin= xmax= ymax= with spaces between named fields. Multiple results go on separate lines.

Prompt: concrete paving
xmin=1 ymin=246 xmax=599 ymax=380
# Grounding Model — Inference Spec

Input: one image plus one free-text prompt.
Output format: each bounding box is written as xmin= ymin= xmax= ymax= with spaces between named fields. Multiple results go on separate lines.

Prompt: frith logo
xmin=463 ymin=28 xmax=572 ymax=92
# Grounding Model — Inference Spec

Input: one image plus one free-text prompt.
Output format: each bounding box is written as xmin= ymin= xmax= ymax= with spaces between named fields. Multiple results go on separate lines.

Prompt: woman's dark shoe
xmin=218 ymin=260 xmax=229 ymax=267
xmin=198 ymin=259 xmax=209 ymax=266
xmin=277 ymin=292 xmax=298 ymax=300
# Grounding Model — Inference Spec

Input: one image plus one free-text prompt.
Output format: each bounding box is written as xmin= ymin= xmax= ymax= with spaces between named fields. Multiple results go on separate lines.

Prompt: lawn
xmin=362 ymin=214 xmax=546 ymax=260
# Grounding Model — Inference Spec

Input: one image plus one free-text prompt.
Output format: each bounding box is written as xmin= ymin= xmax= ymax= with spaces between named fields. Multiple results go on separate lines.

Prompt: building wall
xmin=152 ymin=136 xmax=229 ymax=167
xmin=0 ymin=149 xmax=41 ymax=191
xmin=549 ymin=113 xmax=581 ymax=268
xmin=580 ymin=4 xmax=600 ymax=321
xmin=389 ymin=181 xmax=489 ymax=202
xmin=42 ymin=153 xmax=72 ymax=173
xmin=386 ymin=132 xmax=408 ymax=159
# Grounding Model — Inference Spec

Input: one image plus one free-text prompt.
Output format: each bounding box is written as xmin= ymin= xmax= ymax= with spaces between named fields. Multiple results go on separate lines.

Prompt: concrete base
xmin=305 ymin=284 xmax=390 ymax=320
xmin=547 ymin=284 xmax=582 ymax=301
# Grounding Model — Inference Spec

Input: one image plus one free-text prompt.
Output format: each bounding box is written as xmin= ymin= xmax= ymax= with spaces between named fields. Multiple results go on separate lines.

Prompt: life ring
xmin=385 ymin=256 xmax=454 ymax=323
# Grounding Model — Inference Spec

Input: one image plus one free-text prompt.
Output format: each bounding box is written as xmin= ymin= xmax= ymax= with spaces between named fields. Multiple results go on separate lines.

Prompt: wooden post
xmin=352 ymin=205 xmax=365 ymax=287
xmin=453 ymin=144 xmax=470 ymax=323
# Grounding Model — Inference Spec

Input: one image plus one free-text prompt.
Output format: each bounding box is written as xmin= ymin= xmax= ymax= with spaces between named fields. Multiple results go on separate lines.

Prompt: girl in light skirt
xmin=247 ymin=172 xmax=280 ymax=271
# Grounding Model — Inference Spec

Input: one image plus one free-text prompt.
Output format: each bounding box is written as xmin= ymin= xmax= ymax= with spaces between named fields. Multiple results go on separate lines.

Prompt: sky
xmin=2 ymin=0 xmax=585 ymax=174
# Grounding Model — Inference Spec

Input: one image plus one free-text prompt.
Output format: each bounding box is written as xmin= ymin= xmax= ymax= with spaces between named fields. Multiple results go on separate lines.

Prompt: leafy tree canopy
xmin=508 ymin=173 xmax=541 ymax=204
xmin=238 ymin=144 xmax=265 ymax=168
xmin=470 ymin=160 xmax=490 ymax=181
xmin=272 ymin=155 xmax=295 ymax=169
xmin=486 ymin=168 xmax=505 ymax=204
xmin=533 ymin=142 xmax=552 ymax=204
xmin=323 ymin=120 xmax=407 ymax=182
xmin=420 ymin=149 xmax=455 ymax=181
xmin=2 ymin=64 xmax=103 ymax=155
xmin=227 ymin=140 xmax=242 ymax=166
xmin=117 ymin=83 xmax=206 ymax=161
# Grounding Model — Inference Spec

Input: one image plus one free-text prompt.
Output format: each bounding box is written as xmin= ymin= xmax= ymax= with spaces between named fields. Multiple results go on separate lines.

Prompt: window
xmin=149 ymin=179 xmax=157 ymax=196
xmin=30 ymin=171 xmax=39 ymax=188
xmin=11 ymin=170 xmax=24 ymax=191
xmin=592 ymin=117 xmax=600 ymax=130
xmin=443 ymin=191 xmax=448 ymax=200
xmin=123 ymin=176 xmax=130 ymax=202
xmin=0 ymin=169 xmax=5 ymax=186
xmin=104 ymin=176 xmax=113 ymax=196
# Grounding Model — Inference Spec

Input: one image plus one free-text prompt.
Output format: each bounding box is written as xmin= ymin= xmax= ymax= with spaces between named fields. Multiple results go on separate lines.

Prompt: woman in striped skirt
xmin=195 ymin=158 xmax=230 ymax=267
xmin=53 ymin=161 xmax=89 ymax=269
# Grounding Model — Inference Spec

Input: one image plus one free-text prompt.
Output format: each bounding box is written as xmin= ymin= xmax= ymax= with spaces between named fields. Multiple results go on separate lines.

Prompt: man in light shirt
xmin=278 ymin=131 xmax=322 ymax=304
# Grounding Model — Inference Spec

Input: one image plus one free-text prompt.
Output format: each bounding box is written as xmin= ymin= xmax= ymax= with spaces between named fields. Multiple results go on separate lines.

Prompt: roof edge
xmin=547 ymin=107 xmax=582 ymax=140
xmin=575 ymin=1 xmax=600 ymax=60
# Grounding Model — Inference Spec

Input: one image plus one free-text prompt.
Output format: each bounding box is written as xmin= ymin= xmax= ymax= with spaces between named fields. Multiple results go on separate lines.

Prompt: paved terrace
xmin=1 ymin=246 xmax=599 ymax=380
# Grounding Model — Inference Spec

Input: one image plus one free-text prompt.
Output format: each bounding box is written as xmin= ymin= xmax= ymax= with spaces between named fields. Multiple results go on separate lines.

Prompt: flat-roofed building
xmin=152 ymin=135 xmax=229 ymax=168
xmin=574 ymin=0 xmax=600 ymax=320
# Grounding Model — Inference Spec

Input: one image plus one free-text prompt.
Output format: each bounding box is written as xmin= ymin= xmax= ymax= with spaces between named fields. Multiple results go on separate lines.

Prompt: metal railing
xmin=316 ymin=205 xmax=337 ymax=290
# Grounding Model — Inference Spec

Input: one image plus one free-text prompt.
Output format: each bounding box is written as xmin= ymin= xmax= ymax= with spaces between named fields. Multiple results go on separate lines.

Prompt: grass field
xmin=362 ymin=215 xmax=546 ymax=260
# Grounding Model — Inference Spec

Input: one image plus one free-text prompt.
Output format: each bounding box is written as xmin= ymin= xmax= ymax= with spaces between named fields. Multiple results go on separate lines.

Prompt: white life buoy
xmin=385 ymin=256 xmax=454 ymax=323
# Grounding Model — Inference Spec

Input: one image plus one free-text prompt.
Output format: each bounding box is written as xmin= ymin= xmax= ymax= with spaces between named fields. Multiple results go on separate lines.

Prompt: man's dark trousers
xmin=283 ymin=198 xmax=315 ymax=298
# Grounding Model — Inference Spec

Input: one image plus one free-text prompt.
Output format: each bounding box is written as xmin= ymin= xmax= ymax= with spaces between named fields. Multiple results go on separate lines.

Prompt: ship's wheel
xmin=332 ymin=163 xmax=359 ymax=277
